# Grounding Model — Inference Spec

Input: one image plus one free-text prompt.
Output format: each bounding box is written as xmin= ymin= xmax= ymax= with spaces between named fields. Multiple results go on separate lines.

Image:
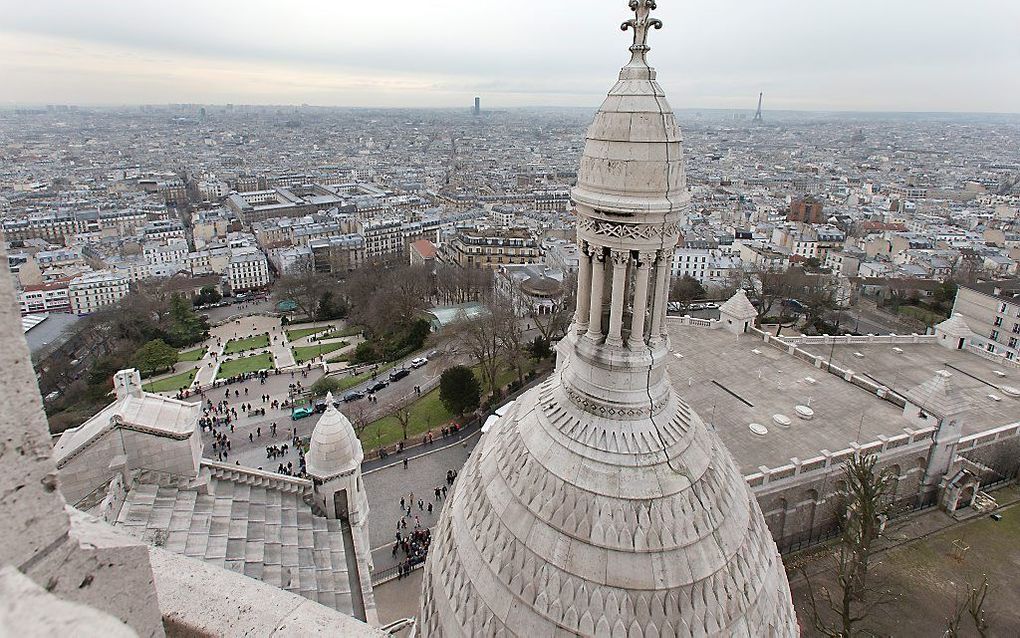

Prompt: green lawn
xmin=323 ymin=363 xmax=396 ymax=394
xmin=286 ymin=326 xmax=331 ymax=342
xmin=897 ymin=305 xmax=947 ymax=327
xmin=359 ymin=387 xmax=454 ymax=452
xmin=143 ymin=369 xmax=197 ymax=393
xmin=216 ymin=353 xmax=274 ymax=379
xmin=222 ymin=334 xmax=270 ymax=355
xmin=177 ymin=347 xmax=206 ymax=362
xmin=292 ymin=340 xmax=348 ymax=363
xmin=338 ymin=325 xmax=362 ymax=337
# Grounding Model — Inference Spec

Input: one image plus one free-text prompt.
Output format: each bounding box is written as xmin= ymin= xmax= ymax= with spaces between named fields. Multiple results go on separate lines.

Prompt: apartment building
xmin=446 ymin=227 xmax=541 ymax=269
xmin=68 ymin=271 xmax=131 ymax=315
xmin=227 ymin=247 xmax=270 ymax=293
xmin=952 ymin=279 xmax=1020 ymax=361
xmin=357 ymin=218 xmax=405 ymax=262
xmin=19 ymin=280 xmax=71 ymax=315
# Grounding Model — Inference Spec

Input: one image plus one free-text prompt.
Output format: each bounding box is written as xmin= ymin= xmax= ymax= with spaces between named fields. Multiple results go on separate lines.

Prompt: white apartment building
xmin=69 ymin=270 xmax=130 ymax=315
xmin=19 ymin=281 xmax=71 ymax=315
xmin=199 ymin=179 xmax=230 ymax=201
xmin=953 ymin=280 xmax=1020 ymax=361
xmin=228 ymin=247 xmax=270 ymax=293
xmin=671 ymin=242 xmax=741 ymax=289
xmin=143 ymin=238 xmax=189 ymax=273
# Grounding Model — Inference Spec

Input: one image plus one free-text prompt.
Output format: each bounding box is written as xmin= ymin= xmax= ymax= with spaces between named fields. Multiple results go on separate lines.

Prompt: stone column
xmin=585 ymin=247 xmax=606 ymax=341
xmin=628 ymin=251 xmax=655 ymax=348
xmin=649 ymin=249 xmax=670 ymax=342
xmin=574 ymin=241 xmax=592 ymax=334
xmin=605 ymin=250 xmax=630 ymax=347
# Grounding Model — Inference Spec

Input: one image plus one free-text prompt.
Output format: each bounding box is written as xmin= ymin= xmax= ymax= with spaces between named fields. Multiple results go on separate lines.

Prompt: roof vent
xmin=987 ymin=394 xmax=1002 ymax=402
xmin=993 ymin=370 xmax=1006 ymax=378
xmin=749 ymin=423 xmax=768 ymax=436
xmin=795 ymin=405 xmax=815 ymax=420
xmin=804 ymin=377 xmax=817 ymax=385
xmin=853 ymin=352 xmax=865 ymax=358
xmin=892 ymin=347 xmax=904 ymax=354
xmin=772 ymin=414 xmax=792 ymax=428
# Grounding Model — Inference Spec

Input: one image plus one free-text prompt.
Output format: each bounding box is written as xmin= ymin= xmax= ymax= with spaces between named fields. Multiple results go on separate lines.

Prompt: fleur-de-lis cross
xmin=620 ymin=0 xmax=663 ymax=51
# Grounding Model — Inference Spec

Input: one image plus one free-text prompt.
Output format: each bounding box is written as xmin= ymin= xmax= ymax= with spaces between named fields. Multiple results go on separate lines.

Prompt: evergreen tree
xmin=132 ymin=339 xmax=179 ymax=376
xmin=439 ymin=365 xmax=482 ymax=416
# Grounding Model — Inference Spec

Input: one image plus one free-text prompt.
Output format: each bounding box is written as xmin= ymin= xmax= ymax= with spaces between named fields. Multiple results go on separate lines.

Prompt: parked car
xmin=410 ymin=357 xmax=428 ymax=368
xmin=389 ymin=368 xmax=411 ymax=381
xmin=342 ymin=391 xmax=364 ymax=402
xmin=313 ymin=400 xmax=328 ymax=414
xmin=367 ymin=380 xmax=389 ymax=393
xmin=291 ymin=406 xmax=314 ymax=420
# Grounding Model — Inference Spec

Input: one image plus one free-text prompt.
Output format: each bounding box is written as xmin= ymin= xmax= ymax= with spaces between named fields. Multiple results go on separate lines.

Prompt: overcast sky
xmin=1 ymin=0 xmax=1018 ymax=113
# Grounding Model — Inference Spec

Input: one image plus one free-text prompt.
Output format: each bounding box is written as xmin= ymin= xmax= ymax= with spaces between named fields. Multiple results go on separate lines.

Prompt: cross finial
xmin=621 ymin=0 xmax=663 ymax=54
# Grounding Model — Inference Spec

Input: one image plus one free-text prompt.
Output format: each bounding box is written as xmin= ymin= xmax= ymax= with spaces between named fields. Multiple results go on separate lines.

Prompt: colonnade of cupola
xmin=572 ymin=234 xmax=675 ymax=352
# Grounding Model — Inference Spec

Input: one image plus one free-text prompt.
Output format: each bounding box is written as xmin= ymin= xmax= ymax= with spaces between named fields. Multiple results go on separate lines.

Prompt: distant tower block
xmin=473 ymin=96 xmax=480 ymax=115
xmin=754 ymin=91 xmax=764 ymax=121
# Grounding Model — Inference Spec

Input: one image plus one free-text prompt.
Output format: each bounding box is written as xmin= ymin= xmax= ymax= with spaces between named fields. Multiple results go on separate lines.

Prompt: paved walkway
xmin=363 ymin=432 xmax=480 ymax=577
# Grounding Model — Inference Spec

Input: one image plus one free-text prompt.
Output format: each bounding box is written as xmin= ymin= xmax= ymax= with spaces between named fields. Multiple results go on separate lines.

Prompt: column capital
xmin=637 ymin=250 xmax=657 ymax=266
xmin=610 ymin=249 xmax=631 ymax=267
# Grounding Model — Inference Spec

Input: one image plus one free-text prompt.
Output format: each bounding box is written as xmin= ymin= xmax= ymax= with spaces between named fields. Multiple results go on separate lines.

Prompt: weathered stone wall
xmin=754 ymin=442 xmax=932 ymax=552
xmin=59 ymin=428 xmax=201 ymax=506
xmin=0 ymin=241 xmax=165 ymax=636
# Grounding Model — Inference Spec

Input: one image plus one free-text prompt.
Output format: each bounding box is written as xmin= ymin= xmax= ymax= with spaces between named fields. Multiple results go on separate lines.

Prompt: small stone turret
xmin=306 ymin=392 xmax=369 ymax=527
xmin=719 ymin=289 xmax=759 ymax=334
xmin=113 ymin=369 xmax=144 ymax=400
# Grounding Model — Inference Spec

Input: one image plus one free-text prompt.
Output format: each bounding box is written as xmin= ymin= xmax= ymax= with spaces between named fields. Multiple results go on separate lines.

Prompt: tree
xmin=439 ymin=365 xmax=481 ymax=416
xmin=315 ymin=290 xmax=347 ymax=321
xmin=274 ymin=271 xmax=332 ymax=320
xmin=530 ymin=336 xmax=552 ymax=360
xmin=394 ymin=404 xmax=413 ymax=442
xmin=804 ymin=453 xmax=894 ymax=637
xmin=669 ymin=275 xmax=707 ymax=313
xmin=310 ymin=376 xmax=343 ymax=397
xmin=945 ymin=576 xmax=991 ymax=637
xmin=193 ymin=285 xmax=221 ymax=306
xmin=740 ymin=264 xmax=798 ymax=323
xmin=132 ymin=339 xmax=179 ymax=376
xmin=453 ymin=309 xmax=504 ymax=399
xmin=166 ymin=294 xmax=209 ymax=346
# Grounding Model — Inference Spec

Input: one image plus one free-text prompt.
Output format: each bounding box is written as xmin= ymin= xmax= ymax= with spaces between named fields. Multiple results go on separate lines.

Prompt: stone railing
xmin=772 ymin=333 xmax=938 ymax=347
xmin=667 ymin=315 xmax=719 ymax=328
xmin=752 ymin=329 xmax=907 ymax=408
xmin=201 ymin=460 xmax=313 ymax=495
xmin=966 ymin=344 xmax=1020 ymax=369
xmin=744 ymin=426 xmax=937 ymax=489
xmin=956 ymin=421 xmax=1020 ymax=453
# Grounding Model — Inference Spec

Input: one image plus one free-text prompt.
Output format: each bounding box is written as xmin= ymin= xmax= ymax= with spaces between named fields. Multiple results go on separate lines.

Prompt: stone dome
xmin=571 ymin=44 xmax=689 ymax=217
xmin=418 ymin=3 xmax=797 ymax=635
xmin=306 ymin=392 xmax=363 ymax=479
xmin=419 ymin=371 xmax=797 ymax=636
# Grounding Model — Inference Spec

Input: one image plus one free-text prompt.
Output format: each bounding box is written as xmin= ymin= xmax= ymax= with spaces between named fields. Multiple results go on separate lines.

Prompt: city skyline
xmin=2 ymin=0 xmax=1019 ymax=113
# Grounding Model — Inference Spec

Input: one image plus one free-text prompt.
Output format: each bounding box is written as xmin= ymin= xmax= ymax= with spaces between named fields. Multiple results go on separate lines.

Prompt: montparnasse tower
xmin=419 ymin=2 xmax=799 ymax=635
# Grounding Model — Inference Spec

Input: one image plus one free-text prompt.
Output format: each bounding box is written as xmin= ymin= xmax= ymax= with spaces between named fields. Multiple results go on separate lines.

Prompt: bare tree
xmin=274 ymin=271 xmax=331 ymax=320
xmin=945 ymin=576 xmax=991 ymax=638
xmin=394 ymin=404 xmax=413 ymax=442
xmin=345 ymin=400 xmax=372 ymax=437
xmin=804 ymin=453 xmax=894 ymax=637
xmin=453 ymin=308 xmax=504 ymax=400
xmin=740 ymin=263 xmax=795 ymax=323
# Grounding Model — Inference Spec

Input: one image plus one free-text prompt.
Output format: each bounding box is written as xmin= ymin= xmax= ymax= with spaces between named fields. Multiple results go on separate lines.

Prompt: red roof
xmin=410 ymin=239 xmax=437 ymax=259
